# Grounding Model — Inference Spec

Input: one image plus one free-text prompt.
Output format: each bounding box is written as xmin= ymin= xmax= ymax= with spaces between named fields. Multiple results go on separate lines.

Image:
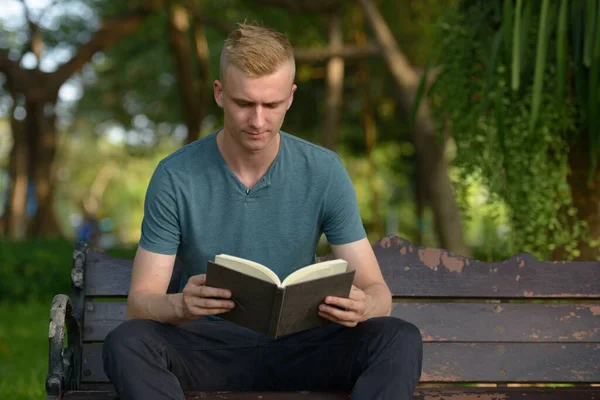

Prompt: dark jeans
xmin=102 ymin=316 xmax=423 ymax=400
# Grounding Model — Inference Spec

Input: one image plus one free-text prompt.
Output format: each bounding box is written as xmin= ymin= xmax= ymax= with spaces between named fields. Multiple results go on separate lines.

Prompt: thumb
xmin=188 ymin=274 xmax=207 ymax=286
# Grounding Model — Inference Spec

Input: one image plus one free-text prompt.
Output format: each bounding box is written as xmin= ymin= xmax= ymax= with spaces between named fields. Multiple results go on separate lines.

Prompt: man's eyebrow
xmin=231 ymin=97 xmax=285 ymax=106
xmin=231 ymin=97 xmax=253 ymax=103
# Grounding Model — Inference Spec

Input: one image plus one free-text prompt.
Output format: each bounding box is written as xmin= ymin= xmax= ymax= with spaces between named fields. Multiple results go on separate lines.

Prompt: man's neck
xmin=216 ymin=129 xmax=280 ymax=189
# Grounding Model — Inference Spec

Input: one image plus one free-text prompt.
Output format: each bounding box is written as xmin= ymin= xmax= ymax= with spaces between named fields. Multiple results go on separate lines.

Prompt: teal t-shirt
xmin=139 ymin=130 xmax=366 ymax=290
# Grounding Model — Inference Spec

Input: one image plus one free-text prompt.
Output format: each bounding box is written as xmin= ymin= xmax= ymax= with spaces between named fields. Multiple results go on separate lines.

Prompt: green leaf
xmin=503 ymin=0 xmax=513 ymax=64
xmin=519 ymin=0 xmax=533 ymax=74
xmin=511 ymin=0 xmax=523 ymax=91
xmin=556 ymin=0 xmax=568 ymax=101
xmin=571 ymin=0 xmax=585 ymax=65
xmin=483 ymin=28 xmax=504 ymax=114
xmin=529 ymin=0 xmax=551 ymax=133
xmin=584 ymin=0 xmax=597 ymax=67
xmin=588 ymin=0 xmax=600 ymax=180
xmin=571 ymin=0 xmax=587 ymax=137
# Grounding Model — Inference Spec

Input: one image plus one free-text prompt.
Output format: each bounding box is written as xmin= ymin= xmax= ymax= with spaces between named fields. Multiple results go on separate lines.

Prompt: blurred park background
xmin=0 ymin=0 xmax=599 ymax=398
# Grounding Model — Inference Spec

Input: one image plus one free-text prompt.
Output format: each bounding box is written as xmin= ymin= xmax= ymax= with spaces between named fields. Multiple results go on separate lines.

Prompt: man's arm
xmin=126 ymin=246 xmax=235 ymax=325
xmin=318 ymin=237 xmax=392 ymax=326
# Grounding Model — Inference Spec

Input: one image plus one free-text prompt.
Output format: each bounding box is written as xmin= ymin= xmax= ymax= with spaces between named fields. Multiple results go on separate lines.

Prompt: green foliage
xmin=0 ymin=239 xmax=136 ymax=303
xmin=0 ymin=238 xmax=73 ymax=303
xmin=429 ymin=2 xmax=587 ymax=259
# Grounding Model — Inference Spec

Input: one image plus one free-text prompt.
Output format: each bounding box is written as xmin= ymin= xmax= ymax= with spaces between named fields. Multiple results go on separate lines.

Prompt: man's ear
xmin=287 ymin=84 xmax=297 ymax=110
xmin=214 ymin=80 xmax=224 ymax=108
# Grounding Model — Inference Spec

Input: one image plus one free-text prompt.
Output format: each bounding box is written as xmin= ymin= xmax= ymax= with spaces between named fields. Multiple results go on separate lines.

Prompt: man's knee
xmin=103 ymin=319 xmax=161 ymax=363
xmin=361 ymin=316 xmax=423 ymax=354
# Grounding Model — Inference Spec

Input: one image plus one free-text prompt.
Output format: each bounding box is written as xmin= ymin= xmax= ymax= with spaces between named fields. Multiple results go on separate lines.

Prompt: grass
xmin=0 ymin=301 xmax=51 ymax=400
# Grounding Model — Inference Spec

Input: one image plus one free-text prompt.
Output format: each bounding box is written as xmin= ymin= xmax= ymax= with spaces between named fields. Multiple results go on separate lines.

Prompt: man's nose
xmin=249 ymin=106 xmax=265 ymax=129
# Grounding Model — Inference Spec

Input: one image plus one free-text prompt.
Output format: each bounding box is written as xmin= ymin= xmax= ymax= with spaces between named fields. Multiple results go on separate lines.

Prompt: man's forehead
xmin=224 ymin=62 xmax=294 ymax=84
xmin=223 ymin=70 xmax=293 ymax=103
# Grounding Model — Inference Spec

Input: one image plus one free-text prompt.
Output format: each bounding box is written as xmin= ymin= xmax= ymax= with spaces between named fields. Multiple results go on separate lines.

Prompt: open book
xmin=205 ymin=255 xmax=355 ymax=340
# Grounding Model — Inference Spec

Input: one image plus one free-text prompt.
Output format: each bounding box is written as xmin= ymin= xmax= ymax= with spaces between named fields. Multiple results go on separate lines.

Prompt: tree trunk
xmin=27 ymin=97 xmax=61 ymax=236
xmin=553 ymin=137 xmax=600 ymax=261
xmin=168 ymin=4 xmax=202 ymax=145
xmin=358 ymin=0 xmax=470 ymax=256
xmin=323 ymin=11 xmax=345 ymax=151
xmin=189 ymin=2 xmax=211 ymax=141
xmin=353 ymin=8 xmax=384 ymax=239
xmin=6 ymin=106 xmax=29 ymax=240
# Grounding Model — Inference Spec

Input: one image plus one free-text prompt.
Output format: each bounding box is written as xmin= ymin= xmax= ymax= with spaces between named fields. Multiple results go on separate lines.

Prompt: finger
xmin=190 ymin=297 xmax=235 ymax=309
xmin=199 ymin=285 xmax=233 ymax=299
xmin=188 ymin=306 xmax=233 ymax=317
xmin=318 ymin=310 xmax=357 ymax=327
xmin=184 ymin=284 xmax=231 ymax=299
xmin=325 ymin=296 xmax=357 ymax=311
xmin=319 ymin=304 xmax=357 ymax=322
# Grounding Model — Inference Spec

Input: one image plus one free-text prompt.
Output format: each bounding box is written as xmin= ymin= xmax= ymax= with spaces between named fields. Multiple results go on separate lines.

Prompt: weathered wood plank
xmin=84 ymin=250 xmax=182 ymax=296
xmin=84 ymin=250 xmax=132 ymax=296
xmin=83 ymin=236 xmax=600 ymax=298
xmin=412 ymin=388 xmax=600 ymax=400
xmin=420 ymin=343 xmax=600 ymax=382
xmin=81 ymin=342 xmax=600 ymax=384
xmin=61 ymin=387 xmax=600 ymax=400
xmin=82 ymin=300 xmax=600 ymax=343
xmin=391 ymin=302 xmax=600 ymax=343
xmin=82 ymin=301 xmax=126 ymax=341
xmin=374 ymin=236 xmax=600 ymax=298
xmin=63 ymin=391 xmax=348 ymax=399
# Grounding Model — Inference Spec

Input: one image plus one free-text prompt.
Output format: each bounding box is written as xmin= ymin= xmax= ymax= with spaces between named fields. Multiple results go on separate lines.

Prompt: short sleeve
xmin=322 ymin=156 xmax=367 ymax=245
xmin=138 ymin=162 xmax=180 ymax=254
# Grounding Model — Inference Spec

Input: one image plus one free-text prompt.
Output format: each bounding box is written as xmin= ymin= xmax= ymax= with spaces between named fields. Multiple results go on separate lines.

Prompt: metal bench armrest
xmin=46 ymin=294 xmax=82 ymax=400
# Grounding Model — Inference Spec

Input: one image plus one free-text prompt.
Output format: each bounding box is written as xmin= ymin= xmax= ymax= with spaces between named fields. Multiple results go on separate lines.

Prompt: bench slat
xmin=85 ymin=251 xmax=132 ymax=296
xmin=64 ymin=391 xmax=348 ymax=399
xmin=62 ymin=388 xmax=600 ymax=400
xmin=83 ymin=237 xmax=600 ymax=298
xmin=81 ymin=342 xmax=600 ymax=384
xmin=392 ymin=302 xmax=600 ymax=343
xmin=375 ymin=237 xmax=600 ymax=298
xmin=83 ymin=300 xmax=600 ymax=343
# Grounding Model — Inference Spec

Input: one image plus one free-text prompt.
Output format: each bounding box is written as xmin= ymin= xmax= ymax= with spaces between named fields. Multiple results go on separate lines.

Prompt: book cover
xmin=205 ymin=261 xmax=355 ymax=339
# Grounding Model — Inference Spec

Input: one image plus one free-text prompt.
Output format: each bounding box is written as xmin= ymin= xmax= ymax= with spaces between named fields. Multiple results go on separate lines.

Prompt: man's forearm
xmin=362 ymin=282 xmax=393 ymax=320
xmin=126 ymin=291 xmax=188 ymax=325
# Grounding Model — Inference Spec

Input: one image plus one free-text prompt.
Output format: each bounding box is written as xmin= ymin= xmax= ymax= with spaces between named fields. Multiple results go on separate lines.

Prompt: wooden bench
xmin=46 ymin=235 xmax=600 ymax=399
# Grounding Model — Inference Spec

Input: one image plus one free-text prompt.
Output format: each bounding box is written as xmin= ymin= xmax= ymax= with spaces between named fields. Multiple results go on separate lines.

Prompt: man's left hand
xmin=318 ymin=285 xmax=369 ymax=327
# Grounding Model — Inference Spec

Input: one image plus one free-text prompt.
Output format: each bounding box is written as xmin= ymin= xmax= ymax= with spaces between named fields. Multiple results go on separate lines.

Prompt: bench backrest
xmin=71 ymin=236 xmax=600 ymax=388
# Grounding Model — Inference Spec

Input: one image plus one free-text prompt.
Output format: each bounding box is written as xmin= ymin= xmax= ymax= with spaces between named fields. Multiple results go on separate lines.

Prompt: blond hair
xmin=220 ymin=22 xmax=295 ymax=84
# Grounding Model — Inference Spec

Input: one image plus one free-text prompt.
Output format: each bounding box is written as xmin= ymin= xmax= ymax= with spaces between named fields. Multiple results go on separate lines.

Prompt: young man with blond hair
xmin=103 ymin=22 xmax=422 ymax=400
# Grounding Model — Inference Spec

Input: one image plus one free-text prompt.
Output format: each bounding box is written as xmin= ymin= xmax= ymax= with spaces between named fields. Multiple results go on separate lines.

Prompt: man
xmin=103 ymin=22 xmax=422 ymax=400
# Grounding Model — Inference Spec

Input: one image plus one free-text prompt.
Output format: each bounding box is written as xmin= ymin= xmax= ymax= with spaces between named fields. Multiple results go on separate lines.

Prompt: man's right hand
xmin=181 ymin=274 xmax=236 ymax=320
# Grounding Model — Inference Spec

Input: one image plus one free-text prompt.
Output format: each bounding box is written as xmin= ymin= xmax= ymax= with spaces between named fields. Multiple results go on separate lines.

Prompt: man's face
xmin=214 ymin=62 xmax=297 ymax=153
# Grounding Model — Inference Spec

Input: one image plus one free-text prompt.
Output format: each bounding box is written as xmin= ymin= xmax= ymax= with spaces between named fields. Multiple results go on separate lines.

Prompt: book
xmin=205 ymin=255 xmax=356 ymax=340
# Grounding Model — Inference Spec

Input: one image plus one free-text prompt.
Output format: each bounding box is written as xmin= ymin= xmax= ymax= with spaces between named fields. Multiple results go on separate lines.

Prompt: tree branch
xmin=294 ymin=43 xmax=381 ymax=62
xmin=358 ymin=0 xmax=470 ymax=256
xmin=186 ymin=4 xmax=232 ymax=35
xmin=18 ymin=0 xmax=45 ymax=60
xmin=251 ymin=0 xmax=341 ymax=13
xmin=43 ymin=10 xmax=154 ymax=100
xmin=0 ymin=48 xmax=44 ymax=96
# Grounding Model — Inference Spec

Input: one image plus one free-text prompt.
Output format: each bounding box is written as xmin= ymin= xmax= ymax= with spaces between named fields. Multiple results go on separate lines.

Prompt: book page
xmin=214 ymin=254 xmax=281 ymax=286
xmin=281 ymin=259 xmax=348 ymax=287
